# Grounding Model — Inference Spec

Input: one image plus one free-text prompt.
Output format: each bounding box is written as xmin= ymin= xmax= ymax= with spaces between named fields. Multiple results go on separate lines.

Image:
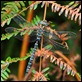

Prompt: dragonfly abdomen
xmin=26 ymin=28 xmax=43 ymax=74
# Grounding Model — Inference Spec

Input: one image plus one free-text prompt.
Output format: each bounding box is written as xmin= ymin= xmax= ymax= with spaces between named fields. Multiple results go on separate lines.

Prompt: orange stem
xmin=18 ymin=2 xmax=34 ymax=80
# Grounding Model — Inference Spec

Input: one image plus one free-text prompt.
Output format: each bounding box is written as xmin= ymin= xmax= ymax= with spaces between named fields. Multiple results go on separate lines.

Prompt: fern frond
xmin=31 ymin=15 xmax=41 ymax=26
xmin=1 ymin=15 xmax=41 ymax=41
xmin=51 ymin=1 xmax=81 ymax=25
xmin=1 ymin=29 xmax=20 ymax=41
xmin=1 ymin=61 xmax=10 ymax=81
xmin=1 ymin=52 xmax=30 ymax=81
xmin=1 ymin=1 xmax=26 ymax=26
xmin=35 ymin=48 xmax=76 ymax=77
xmin=28 ymin=1 xmax=81 ymax=25
xmin=32 ymin=70 xmax=48 ymax=81
xmin=29 ymin=1 xmax=42 ymax=10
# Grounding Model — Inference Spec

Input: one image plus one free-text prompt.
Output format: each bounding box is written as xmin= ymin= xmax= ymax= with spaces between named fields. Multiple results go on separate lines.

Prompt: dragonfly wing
xmin=43 ymin=35 xmax=70 ymax=54
xmin=13 ymin=14 xmax=33 ymax=28
xmin=5 ymin=27 xmax=37 ymax=42
xmin=43 ymin=30 xmax=76 ymax=41
xmin=57 ymin=31 xmax=77 ymax=39
xmin=14 ymin=33 xmax=37 ymax=42
xmin=29 ymin=31 xmax=37 ymax=42
xmin=43 ymin=30 xmax=61 ymax=41
xmin=5 ymin=27 xmax=16 ymax=33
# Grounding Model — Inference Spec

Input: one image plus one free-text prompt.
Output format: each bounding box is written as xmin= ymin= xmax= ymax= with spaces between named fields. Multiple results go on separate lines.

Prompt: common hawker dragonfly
xmin=5 ymin=13 xmax=76 ymax=74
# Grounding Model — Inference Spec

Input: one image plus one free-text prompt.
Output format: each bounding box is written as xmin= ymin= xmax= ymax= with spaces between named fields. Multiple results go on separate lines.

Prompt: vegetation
xmin=1 ymin=1 xmax=81 ymax=81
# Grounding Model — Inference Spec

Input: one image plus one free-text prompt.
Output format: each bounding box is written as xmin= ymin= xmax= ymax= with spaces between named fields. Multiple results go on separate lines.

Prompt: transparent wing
xmin=11 ymin=12 xmax=33 ymax=28
xmin=14 ymin=33 xmax=37 ymax=42
xmin=5 ymin=27 xmax=72 ymax=54
xmin=43 ymin=30 xmax=77 ymax=41
xmin=57 ymin=31 xmax=76 ymax=38
xmin=12 ymin=14 xmax=33 ymax=28
xmin=5 ymin=27 xmax=16 ymax=33
xmin=5 ymin=13 xmax=37 ymax=41
xmin=43 ymin=35 xmax=70 ymax=54
xmin=43 ymin=30 xmax=76 ymax=54
xmin=5 ymin=27 xmax=37 ymax=42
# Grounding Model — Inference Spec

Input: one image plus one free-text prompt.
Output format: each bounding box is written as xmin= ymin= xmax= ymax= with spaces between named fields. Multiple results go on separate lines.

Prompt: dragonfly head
xmin=39 ymin=20 xmax=50 ymax=27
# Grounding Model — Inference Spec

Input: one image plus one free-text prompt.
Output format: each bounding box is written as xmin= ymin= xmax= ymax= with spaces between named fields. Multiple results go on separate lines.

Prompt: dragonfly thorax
xmin=37 ymin=28 xmax=43 ymax=35
xmin=39 ymin=20 xmax=49 ymax=27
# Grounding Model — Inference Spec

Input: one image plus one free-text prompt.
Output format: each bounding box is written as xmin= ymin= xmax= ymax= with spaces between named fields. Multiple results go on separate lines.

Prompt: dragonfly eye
xmin=39 ymin=20 xmax=49 ymax=27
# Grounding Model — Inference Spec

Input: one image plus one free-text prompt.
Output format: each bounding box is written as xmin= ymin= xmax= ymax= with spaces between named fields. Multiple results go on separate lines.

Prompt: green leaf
xmin=6 ymin=33 xmax=14 ymax=40
xmin=49 ymin=21 xmax=55 ymax=28
xmin=44 ymin=72 xmax=49 ymax=77
xmin=1 ymin=61 xmax=5 ymax=64
xmin=4 ymin=2 xmax=13 ymax=5
xmin=6 ymin=57 xmax=11 ymax=61
xmin=6 ymin=5 xmax=12 ymax=9
xmin=35 ymin=15 xmax=40 ymax=23
xmin=1 ymin=77 xmax=4 ymax=81
xmin=44 ymin=44 xmax=53 ymax=50
xmin=1 ymin=72 xmax=8 ymax=79
xmin=32 ymin=15 xmax=40 ymax=26
xmin=13 ymin=3 xmax=19 ymax=12
xmin=69 ymin=1 xmax=74 ymax=6
xmin=20 ymin=54 xmax=30 ymax=60
xmin=29 ymin=48 xmax=34 ymax=54
xmin=34 ymin=4 xmax=38 ymax=10
xmin=2 ymin=7 xmax=9 ymax=11
xmin=42 ymin=67 xmax=49 ymax=73
xmin=32 ymin=20 xmax=35 ymax=26
xmin=14 ymin=31 xmax=20 ymax=36
xmin=7 ymin=18 xmax=12 ymax=25
xmin=3 ymin=71 xmax=9 ymax=77
xmin=28 ymin=30 xmax=33 ymax=35
xmin=7 ymin=14 xmax=12 ymax=18
xmin=1 ymin=34 xmax=7 ymax=41
xmin=19 ymin=1 xmax=25 ymax=7
xmin=12 ymin=7 xmax=18 ymax=13
xmin=16 ymin=2 xmax=21 ymax=8
xmin=73 ymin=3 xmax=79 ymax=7
xmin=6 ymin=68 xmax=11 ymax=73
xmin=67 ymin=70 xmax=71 ymax=75
xmin=28 ymin=1 xmax=32 ymax=5
xmin=32 ymin=69 xmax=36 ymax=74
xmin=20 ymin=30 xmax=28 ymax=36
xmin=21 ymin=12 xmax=25 ymax=16
xmin=34 ymin=17 xmax=38 ymax=25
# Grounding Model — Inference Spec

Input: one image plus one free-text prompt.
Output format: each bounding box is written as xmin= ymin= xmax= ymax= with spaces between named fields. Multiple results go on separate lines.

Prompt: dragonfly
xmin=5 ymin=13 xmax=76 ymax=75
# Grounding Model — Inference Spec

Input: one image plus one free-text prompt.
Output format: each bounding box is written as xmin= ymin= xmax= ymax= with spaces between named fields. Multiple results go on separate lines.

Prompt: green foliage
xmin=1 ymin=30 xmax=20 ymax=41
xmin=1 ymin=60 xmax=10 ymax=81
xmin=68 ymin=1 xmax=74 ymax=6
xmin=29 ymin=1 xmax=39 ymax=10
xmin=28 ymin=1 xmax=32 ymax=5
xmin=1 ymin=1 xmax=26 ymax=26
xmin=32 ymin=67 xmax=49 ymax=74
xmin=32 ymin=67 xmax=50 ymax=80
xmin=44 ymin=44 xmax=53 ymax=50
xmin=1 ymin=1 xmax=81 ymax=81
xmin=1 ymin=68 xmax=10 ymax=81
xmin=32 ymin=15 xmax=41 ymax=26
xmin=1 ymin=15 xmax=40 ymax=41
xmin=1 ymin=52 xmax=30 ymax=81
xmin=42 ymin=67 xmax=49 ymax=74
